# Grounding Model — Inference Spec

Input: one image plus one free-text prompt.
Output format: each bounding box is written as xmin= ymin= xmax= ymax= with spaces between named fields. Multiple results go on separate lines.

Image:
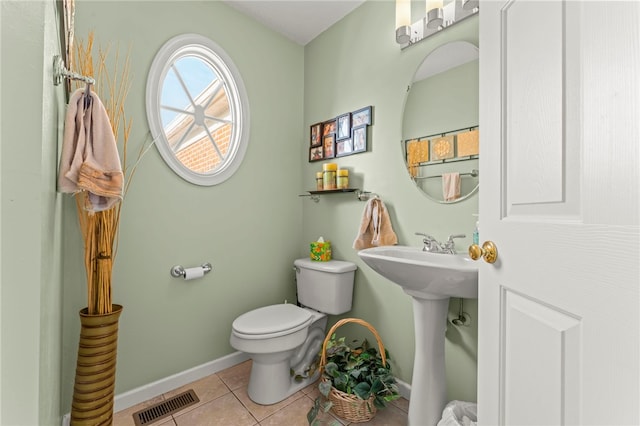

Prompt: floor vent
xmin=132 ymin=389 xmax=199 ymax=425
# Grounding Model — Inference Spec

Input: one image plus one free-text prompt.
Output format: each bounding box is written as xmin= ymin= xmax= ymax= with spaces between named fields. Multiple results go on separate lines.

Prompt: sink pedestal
xmin=407 ymin=295 xmax=449 ymax=426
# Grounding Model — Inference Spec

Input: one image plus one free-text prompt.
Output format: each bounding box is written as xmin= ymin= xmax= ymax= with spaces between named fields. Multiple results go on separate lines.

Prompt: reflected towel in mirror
xmin=442 ymin=172 xmax=461 ymax=202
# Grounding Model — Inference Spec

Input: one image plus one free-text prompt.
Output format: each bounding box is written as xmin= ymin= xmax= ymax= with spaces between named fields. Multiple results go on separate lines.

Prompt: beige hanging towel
xmin=442 ymin=172 xmax=461 ymax=202
xmin=58 ymin=88 xmax=123 ymax=211
xmin=353 ymin=197 xmax=398 ymax=250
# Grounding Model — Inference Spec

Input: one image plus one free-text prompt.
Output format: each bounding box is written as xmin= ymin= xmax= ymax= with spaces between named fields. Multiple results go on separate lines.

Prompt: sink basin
xmin=357 ymin=245 xmax=478 ymax=299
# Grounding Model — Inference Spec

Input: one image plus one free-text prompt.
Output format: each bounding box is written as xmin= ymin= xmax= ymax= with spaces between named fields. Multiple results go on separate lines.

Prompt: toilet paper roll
xmin=183 ymin=267 xmax=205 ymax=280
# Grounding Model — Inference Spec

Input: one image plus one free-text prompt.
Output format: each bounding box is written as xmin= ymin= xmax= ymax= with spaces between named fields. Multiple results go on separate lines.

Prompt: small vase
xmin=70 ymin=304 xmax=123 ymax=426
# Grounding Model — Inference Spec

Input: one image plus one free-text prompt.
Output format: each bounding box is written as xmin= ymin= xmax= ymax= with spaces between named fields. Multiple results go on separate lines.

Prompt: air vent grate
xmin=132 ymin=389 xmax=199 ymax=425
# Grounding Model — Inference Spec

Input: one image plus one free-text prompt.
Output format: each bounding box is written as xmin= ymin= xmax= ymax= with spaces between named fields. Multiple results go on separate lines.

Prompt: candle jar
xmin=316 ymin=172 xmax=324 ymax=191
xmin=322 ymin=163 xmax=337 ymax=190
xmin=337 ymin=169 xmax=349 ymax=189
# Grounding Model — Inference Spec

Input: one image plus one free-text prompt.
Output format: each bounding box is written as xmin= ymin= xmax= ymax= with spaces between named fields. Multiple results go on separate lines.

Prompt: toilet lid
xmin=232 ymin=304 xmax=313 ymax=337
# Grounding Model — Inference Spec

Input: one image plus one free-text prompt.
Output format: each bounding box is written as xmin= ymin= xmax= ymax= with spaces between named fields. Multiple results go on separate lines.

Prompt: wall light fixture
xmin=396 ymin=0 xmax=479 ymax=49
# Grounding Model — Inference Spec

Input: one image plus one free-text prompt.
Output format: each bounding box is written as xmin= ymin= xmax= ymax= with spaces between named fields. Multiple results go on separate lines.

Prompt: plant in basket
xmin=307 ymin=318 xmax=400 ymax=425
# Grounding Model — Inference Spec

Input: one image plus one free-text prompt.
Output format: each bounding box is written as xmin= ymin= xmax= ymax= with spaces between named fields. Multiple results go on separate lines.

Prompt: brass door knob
xmin=468 ymin=241 xmax=498 ymax=264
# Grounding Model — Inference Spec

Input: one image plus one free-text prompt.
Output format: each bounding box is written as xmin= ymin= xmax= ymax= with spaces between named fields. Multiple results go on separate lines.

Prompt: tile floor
xmin=113 ymin=360 xmax=409 ymax=426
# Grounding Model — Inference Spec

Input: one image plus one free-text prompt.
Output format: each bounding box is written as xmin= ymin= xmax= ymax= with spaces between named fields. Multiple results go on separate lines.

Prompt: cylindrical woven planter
xmin=319 ymin=318 xmax=388 ymax=423
xmin=70 ymin=304 xmax=123 ymax=426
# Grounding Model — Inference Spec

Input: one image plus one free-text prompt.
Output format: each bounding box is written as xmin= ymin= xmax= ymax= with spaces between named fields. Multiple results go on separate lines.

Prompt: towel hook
xmin=355 ymin=190 xmax=378 ymax=201
xmin=53 ymin=55 xmax=95 ymax=86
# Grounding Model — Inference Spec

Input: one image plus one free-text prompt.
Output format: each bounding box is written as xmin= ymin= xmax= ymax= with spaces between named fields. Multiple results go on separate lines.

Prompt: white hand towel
xmin=442 ymin=172 xmax=461 ymax=202
xmin=58 ymin=88 xmax=123 ymax=211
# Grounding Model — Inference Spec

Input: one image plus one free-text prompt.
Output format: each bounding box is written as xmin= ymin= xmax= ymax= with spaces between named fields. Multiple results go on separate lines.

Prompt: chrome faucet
xmin=415 ymin=232 xmax=466 ymax=254
xmin=442 ymin=234 xmax=466 ymax=254
xmin=415 ymin=232 xmax=444 ymax=252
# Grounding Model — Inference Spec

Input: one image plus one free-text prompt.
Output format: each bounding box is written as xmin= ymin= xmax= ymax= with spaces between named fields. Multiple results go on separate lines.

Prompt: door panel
xmin=479 ymin=1 xmax=639 ymax=425
xmin=505 ymin=0 xmax=564 ymax=207
xmin=502 ymin=290 xmax=581 ymax=426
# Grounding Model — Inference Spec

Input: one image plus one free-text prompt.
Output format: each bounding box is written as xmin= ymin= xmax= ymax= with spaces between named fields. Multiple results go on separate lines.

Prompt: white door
xmin=478 ymin=1 xmax=639 ymax=425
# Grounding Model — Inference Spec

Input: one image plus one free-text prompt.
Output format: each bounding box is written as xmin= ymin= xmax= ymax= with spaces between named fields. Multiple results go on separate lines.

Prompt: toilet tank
xmin=294 ymin=258 xmax=357 ymax=315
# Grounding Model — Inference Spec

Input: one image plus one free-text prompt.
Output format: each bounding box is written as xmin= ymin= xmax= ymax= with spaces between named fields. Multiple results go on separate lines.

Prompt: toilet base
xmin=232 ymin=307 xmax=329 ymax=406
xmin=248 ymin=355 xmax=320 ymax=405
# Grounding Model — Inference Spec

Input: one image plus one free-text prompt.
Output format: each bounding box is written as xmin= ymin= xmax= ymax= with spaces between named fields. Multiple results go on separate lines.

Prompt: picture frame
xmin=336 ymin=138 xmax=353 ymax=157
xmin=322 ymin=119 xmax=336 ymax=137
xmin=336 ymin=113 xmax=351 ymax=140
xmin=351 ymin=125 xmax=367 ymax=153
xmin=323 ymin=133 xmax=336 ymax=159
xmin=430 ymin=135 xmax=455 ymax=161
xmin=309 ymin=146 xmax=323 ymax=162
xmin=351 ymin=106 xmax=372 ymax=127
xmin=310 ymin=122 xmax=322 ymax=147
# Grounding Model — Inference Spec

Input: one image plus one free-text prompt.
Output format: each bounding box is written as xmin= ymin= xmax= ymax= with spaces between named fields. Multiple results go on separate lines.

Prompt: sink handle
xmin=415 ymin=232 xmax=440 ymax=252
xmin=447 ymin=234 xmax=466 ymax=242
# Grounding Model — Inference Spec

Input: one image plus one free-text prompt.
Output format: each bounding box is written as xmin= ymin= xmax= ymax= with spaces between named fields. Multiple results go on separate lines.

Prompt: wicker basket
xmin=319 ymin=318 xmax=388 ymax=423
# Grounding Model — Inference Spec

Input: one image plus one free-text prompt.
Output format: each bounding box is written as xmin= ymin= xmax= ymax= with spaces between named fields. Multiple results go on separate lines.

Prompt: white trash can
xmin=437 ymin=400 xmax=478 ymax=426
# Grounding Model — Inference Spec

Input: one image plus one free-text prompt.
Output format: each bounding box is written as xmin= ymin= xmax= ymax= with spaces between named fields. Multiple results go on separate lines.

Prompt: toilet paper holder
xmin=170 ymin=263 xmax=212 ymax=279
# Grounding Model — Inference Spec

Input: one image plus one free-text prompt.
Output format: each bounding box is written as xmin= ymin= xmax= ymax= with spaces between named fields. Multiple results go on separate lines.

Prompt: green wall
xmin=1 ymin=1 xmax=65 ymax=424
xmin=63 ymin=0 xmax=305 ymax=413
xmin=303 ymin=2 xmax=479 ymax=402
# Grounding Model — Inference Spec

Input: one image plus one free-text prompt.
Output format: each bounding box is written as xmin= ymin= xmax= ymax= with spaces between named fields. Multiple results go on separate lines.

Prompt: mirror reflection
xmin=402 ymin=41 xmax=479 ymax=203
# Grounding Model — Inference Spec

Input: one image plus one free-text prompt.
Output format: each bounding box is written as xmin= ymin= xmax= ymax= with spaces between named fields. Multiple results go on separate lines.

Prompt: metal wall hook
xmin=53 ymin=55 xmax=95 ymax=86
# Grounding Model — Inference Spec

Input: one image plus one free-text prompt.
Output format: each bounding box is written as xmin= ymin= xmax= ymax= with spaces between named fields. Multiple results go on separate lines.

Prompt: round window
xmin=146 ymin=34 xmax=250 ymax=185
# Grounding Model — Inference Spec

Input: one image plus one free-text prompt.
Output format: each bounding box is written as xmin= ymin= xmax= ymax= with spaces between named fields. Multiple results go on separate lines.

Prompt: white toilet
xmin=230 ymin=257 xmax=357 ymax=405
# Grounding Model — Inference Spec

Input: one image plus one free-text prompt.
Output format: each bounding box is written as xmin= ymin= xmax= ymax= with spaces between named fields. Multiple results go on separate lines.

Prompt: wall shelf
xmin=299 ymin=188 xmax=373 ymax=203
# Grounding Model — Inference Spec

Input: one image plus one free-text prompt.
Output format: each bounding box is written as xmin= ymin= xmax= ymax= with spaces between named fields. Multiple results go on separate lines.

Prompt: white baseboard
xmin=395 ymin=377 xmax=411 ymax=401
xmin=61 ymin=351 xmax=250 ymax=426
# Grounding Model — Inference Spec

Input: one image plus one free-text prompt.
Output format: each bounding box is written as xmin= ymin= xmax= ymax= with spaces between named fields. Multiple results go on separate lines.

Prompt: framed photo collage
xmin=309 ymin=106 xmax=372 ymax=162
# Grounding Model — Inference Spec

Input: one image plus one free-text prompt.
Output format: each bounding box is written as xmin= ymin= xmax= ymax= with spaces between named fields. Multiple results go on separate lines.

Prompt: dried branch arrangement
xmin=73 ymin=32 xmax=133 ymax=315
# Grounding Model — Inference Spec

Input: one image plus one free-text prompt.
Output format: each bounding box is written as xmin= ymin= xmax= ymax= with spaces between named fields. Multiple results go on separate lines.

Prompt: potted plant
xmin=307 ymin=318 xmax=401 ymax=425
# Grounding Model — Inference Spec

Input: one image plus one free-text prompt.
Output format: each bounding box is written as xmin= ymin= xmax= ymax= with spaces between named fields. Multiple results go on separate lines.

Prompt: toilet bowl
xmin=230 ymin=258 xmax=356 ymax=405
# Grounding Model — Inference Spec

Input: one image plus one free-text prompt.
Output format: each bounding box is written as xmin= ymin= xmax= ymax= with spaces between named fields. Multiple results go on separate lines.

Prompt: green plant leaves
xmin=353 ymin=382 xmax=371 ymax=400
xmin=318 ymin=380 xmax=332 ymax=398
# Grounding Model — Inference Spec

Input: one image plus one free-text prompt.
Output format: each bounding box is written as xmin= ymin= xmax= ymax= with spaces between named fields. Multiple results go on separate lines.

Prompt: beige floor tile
xmin=301 ymin=379 xmax=322 ymax=396
xmin=233 ymin=384 xmax=306 ymax=422
xmin=349 ymin=402 xmax=408 ymax=426
xmin=390 ymin=397 xmax=410 ymax=413
xmin=173 ymin=392 xmax=257 ymax=426
xmin=113 ymin=361 xmax=410 ymax=426
xmin=113 ymin=395 xmax=174 ymax=426
xmin=259 ymin=394 xmax=317 ymax=426
xmin=163 ymin=373 xmax=230 ymax=413
xmin=217 ymin=360 xmax=252 ymax=391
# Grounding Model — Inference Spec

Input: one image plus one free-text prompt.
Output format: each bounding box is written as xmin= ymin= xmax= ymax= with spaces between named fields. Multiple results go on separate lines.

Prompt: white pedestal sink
xmin=358 ymin=246 xmax=478 ymax=426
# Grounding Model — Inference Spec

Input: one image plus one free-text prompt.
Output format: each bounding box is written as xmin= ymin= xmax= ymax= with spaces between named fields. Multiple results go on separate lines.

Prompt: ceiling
xmin=222 ymin=0 xmax=366 ymax=46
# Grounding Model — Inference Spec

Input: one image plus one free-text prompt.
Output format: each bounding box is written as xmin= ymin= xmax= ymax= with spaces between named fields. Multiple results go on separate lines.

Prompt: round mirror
xmin=402 ymin=41 xmax=479 ymax=203
xmin=146 ymin=34 xmax=250 ymax=186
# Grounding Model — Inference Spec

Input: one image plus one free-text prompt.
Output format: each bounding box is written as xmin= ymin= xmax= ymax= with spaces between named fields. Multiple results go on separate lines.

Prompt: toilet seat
xmin=232 ymin=304 xmax=313 ymax=340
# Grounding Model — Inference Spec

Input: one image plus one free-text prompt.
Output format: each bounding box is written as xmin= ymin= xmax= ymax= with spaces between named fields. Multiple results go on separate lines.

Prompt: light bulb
xmin=395 ymin=0 xmax=411 ymax=44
